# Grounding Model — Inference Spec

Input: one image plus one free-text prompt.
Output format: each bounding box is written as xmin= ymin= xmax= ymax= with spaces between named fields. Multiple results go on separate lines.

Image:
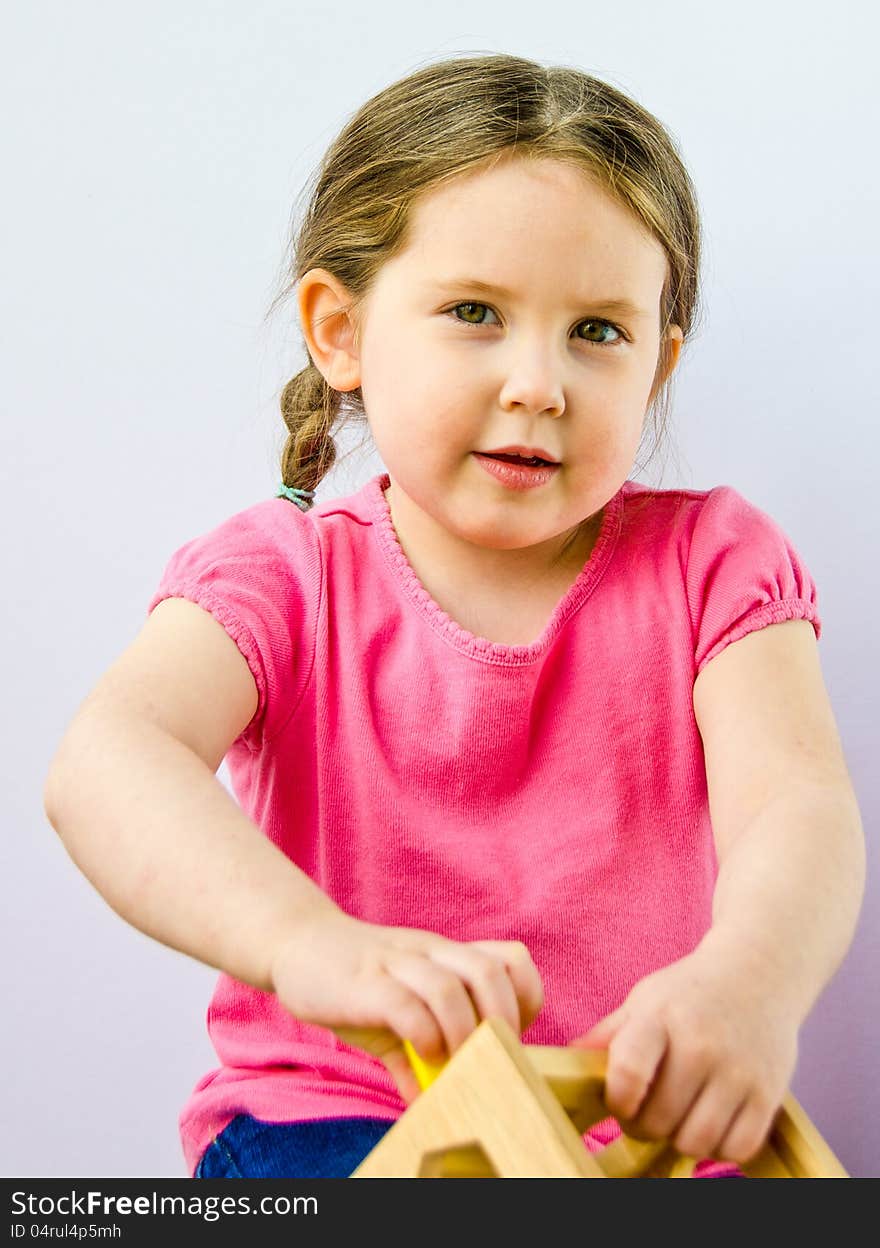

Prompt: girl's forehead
xmin=413 ymin=156 xmax=623 ymax=220
xmin=391 ymin=161 xmax=667 ymax=296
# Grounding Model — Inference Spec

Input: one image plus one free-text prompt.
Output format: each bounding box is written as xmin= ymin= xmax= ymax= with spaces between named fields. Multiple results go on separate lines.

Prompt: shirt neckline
xmin=366 ymin=472 xmax=626 ymax=664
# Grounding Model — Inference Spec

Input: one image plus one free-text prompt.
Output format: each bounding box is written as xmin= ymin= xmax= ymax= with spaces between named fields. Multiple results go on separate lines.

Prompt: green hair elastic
xmin=276 ymin=482 xmax=316 ymax=512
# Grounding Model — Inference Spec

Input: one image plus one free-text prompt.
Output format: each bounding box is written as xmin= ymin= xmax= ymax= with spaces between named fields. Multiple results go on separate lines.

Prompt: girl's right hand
xmin=269 ymin=908 xmax=545 ymax=1104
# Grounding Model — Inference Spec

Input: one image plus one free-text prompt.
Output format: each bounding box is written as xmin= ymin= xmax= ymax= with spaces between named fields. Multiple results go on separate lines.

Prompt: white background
xmin=3 ymin=0 xmax=877 ymax=1176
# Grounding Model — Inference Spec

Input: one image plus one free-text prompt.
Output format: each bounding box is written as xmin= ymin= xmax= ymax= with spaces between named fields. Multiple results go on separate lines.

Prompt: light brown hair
xmin=264 ymin=52 xmax=704 ymax=512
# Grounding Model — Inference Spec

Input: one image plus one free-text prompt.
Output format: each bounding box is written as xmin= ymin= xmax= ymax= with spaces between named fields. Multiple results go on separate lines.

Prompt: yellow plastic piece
xmin=403 ymin=1039 xmax=448 ymax=1090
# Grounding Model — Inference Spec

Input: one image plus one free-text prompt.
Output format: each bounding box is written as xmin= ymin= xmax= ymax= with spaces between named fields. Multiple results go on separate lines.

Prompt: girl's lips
xmin=472 ymin=452 xmax=559 ymax=490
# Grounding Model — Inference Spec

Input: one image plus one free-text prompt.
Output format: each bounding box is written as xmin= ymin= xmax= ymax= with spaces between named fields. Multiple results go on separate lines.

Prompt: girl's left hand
xmin=569 ymin=946 xmax=800 ymax=1166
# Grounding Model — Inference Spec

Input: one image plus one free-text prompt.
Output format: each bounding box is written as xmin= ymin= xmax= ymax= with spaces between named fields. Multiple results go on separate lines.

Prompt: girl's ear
xmin=661 ymin=324 xmax=683 ymax=381
xmin=297 ymin=267 xmax=363 ymax=393
xmin=647 ymin=323 xmax=684 ymax=407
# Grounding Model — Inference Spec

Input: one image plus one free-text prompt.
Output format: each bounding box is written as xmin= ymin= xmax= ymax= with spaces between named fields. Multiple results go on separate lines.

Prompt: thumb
xmin=570 ymin=1005 xmax=627 ymax=1050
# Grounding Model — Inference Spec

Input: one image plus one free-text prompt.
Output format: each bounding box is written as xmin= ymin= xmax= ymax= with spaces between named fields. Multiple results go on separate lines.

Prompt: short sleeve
xmin=686 ymin=485 xmax=821 ymax=676
xmin=145 ymin=499 xmax=321 ymax=751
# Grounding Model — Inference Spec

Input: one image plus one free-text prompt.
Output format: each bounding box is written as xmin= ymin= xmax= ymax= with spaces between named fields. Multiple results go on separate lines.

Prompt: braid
xmin=276 ymin=362 xmax=342 ymax=511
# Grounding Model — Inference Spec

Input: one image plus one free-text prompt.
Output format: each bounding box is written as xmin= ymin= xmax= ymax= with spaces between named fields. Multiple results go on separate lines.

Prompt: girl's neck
xmin=383 ymin=478 xmax=604 ymax=602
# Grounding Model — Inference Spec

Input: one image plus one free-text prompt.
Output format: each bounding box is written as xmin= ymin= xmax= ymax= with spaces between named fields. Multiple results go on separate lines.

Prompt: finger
xmin=386 ymin=952 xmax=479 ymax=1059
xmin=714 ymin=1092 xmax=780 ymax=1167
xmin=603 ymin=1016 xmax=669 ymax=1122
xmin=672 ymin=1078 xmax=749 ymax=1163
xmin=428 ymin=945 xmax=520 ymax=1036
xmin=355 ymin=971 xmax=446 ymax=1062
xmin=618 ymin=1041 xmax=710 ymax=1143
xmin=570 ymin=1005 xmax=628 ymax=1050
xmin=379 ymin=1044 xmax=423 ymax=1106
xmin=468 ymin=940 xmax=545 ymax=1029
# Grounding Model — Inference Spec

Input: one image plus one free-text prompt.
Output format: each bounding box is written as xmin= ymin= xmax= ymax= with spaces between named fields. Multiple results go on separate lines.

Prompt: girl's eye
xmin=574 ymin=318 xmax=623 ymax=347
xmin=445 ymin=302 xmax=624 ymax=346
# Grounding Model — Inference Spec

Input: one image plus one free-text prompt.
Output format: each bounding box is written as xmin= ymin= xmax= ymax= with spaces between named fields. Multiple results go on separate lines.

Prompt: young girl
xmin=44 ymin=52 xmax=864 ymax=1181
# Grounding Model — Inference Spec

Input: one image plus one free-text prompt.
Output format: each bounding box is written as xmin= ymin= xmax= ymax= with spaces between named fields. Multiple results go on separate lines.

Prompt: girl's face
xmin=304 ymin=155 xmax=682 ymax=578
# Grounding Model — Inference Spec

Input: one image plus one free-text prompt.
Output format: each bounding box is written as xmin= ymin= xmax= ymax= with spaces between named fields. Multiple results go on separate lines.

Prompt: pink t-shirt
xmin=147 ymin=472 xmax=821 ymax=1179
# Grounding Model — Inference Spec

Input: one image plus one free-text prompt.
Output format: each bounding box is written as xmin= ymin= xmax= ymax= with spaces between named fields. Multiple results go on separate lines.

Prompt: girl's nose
xmin=498 ymin=353 xmax=565 ymax=419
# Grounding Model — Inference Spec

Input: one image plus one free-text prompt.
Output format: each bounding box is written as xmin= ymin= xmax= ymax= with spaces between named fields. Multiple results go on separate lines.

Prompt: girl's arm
xmin=44 ymin=705 xmax=340 ymax=992
xmin=699 ymin=780 xmax=865 ymax=1021
xmin=693 ymin=617 xmax=865 ymax=1018
xmin=572 ymin=618 xmax=865 ymax=1165
xmin=574 ymin=781 xmax=864 ymax=1165
xmin=43 ymin=597 xmax=543 ymax=1094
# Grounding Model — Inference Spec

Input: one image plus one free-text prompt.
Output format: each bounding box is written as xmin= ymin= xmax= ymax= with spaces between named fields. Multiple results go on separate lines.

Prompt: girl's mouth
xmin=482 ymin=452 xmax=556 ymax=467
xmin=472 ymin=452 xmax=560 ymax=490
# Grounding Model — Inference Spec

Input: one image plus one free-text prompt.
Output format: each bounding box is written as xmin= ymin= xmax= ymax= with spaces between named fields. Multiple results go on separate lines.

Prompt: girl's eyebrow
xmin=427 ymin=277 xmax=649 ymax=320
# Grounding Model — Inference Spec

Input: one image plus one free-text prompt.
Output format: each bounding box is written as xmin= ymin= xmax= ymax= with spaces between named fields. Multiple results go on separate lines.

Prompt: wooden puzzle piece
xmin=340 ymin=1019 xmax=848 ymax=1178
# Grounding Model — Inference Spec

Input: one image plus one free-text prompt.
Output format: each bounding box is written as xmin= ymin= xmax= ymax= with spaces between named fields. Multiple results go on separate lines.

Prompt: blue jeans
xmin=194 ymin=1114 xmax=394 ymax=1179
xmin=194 ymin=1112 xmax=746 ymax=1178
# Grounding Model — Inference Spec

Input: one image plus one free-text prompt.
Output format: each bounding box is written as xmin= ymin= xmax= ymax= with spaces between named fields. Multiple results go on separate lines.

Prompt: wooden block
xmin=751 ymin=1093 xmax=848 ymax=1179
xmin=348 ymin=1019 xmax=849 ymax=1178
xmin=352 ymin=1018 xmax=606 ymax=1177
